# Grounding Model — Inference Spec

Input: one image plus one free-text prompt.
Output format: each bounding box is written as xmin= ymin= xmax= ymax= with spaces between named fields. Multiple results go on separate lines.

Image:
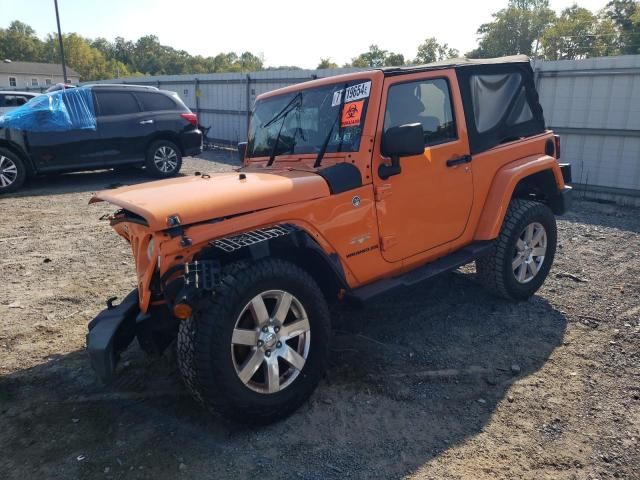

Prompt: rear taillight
xmin=554 ymin=134 xmax=561 ymax=159
xmin=180 ymin=112 xmax=198 ymax=127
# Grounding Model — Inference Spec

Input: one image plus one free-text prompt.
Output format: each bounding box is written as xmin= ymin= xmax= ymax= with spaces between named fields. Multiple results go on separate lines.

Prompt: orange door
xmin=374 ymin=70 xmax=473 ymax=263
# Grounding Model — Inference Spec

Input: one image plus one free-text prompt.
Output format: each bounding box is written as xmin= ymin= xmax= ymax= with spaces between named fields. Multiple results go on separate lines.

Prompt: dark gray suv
xmin=0 ymin=84 xmax=202 ymax=193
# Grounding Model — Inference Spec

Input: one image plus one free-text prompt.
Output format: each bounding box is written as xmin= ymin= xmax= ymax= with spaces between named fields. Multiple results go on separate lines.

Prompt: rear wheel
xmin=177 ymin=259 xmax=330 ymax=424
xmin=145 ymin=140 xmax=182 ymax=178
xmin=0 ymin=148 xmax=27 ymax=194
xmin=476 ymin=199 xmax=557 ymax=300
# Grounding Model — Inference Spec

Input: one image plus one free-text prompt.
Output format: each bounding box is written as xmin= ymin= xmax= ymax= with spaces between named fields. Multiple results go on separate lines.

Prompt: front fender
xmin=474 ymin=155 xmax=565 ymax=241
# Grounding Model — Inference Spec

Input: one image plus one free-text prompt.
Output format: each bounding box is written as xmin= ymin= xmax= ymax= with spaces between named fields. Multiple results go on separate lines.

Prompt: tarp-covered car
xmin=0 ymin=85 xmax=201 ymax=193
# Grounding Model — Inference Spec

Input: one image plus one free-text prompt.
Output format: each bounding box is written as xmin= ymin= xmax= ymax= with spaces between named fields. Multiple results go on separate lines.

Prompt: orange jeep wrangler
xmin=87 ymin=55 xmax=571 ymax=423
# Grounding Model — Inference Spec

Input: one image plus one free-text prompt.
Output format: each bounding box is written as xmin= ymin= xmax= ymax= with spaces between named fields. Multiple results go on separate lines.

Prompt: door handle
xmin=446 ymin=154 xmax=472 ymax=167
xmin=139 ymin=119 xmax=154 ymax=125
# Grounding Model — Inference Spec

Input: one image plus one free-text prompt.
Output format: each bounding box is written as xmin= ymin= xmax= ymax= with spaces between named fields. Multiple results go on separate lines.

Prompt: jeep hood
xmin=90 ymin=170 xmax=330 ymax=231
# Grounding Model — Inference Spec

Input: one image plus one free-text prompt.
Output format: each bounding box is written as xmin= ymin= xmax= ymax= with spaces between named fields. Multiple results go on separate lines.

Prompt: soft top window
xmin=457 ymin=62 xmax=544 ymax=154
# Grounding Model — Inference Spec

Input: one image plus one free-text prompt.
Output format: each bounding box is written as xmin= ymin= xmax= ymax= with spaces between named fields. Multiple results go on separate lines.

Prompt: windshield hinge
xmin=381 ymin=235 xmax=398 ymax=251
xmin=374 ymin=184 xmax=393 ymax=202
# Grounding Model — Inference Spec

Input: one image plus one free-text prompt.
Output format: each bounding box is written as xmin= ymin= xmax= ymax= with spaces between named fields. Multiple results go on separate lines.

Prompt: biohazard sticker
xmin=341 ymin=100 xmax=364 ymax=127
xmin=332 ymin=81 xmax=371 ymax=106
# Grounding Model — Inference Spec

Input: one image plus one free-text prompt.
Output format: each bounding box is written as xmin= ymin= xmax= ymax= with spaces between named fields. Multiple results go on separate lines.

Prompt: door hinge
xmin=374 ymin=184 xmax=393 ymax=202
xmin=381 ymin=235 xmax=398 ymax=251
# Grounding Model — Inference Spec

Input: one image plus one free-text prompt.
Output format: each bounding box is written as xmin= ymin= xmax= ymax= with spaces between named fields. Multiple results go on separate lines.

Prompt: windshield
xmin=247 ymin=79 xmax=372 ymax=159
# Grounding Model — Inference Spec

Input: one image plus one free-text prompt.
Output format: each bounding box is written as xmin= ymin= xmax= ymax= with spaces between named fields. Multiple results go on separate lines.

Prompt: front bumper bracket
xmin=86 ymin=289 xmax=140 ymax=383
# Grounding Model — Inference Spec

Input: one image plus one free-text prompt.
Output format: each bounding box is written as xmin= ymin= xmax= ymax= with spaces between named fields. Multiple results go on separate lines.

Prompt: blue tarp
xmin=0 ymin=87 xmax=96 ymax=132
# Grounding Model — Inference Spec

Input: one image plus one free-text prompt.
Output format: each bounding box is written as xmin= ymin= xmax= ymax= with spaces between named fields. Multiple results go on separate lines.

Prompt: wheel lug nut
xmin=257 ymin=340 xmax=264 ymax=347
xmin=265 ymin=350 xmax=271 ymax=357
xmin=276 ymin=341 xmax=282 ymax=348
xmin=262 ymin=326 xmax=268 ymax=332
xmin=274 ymin=326 xmax=280 ymax=333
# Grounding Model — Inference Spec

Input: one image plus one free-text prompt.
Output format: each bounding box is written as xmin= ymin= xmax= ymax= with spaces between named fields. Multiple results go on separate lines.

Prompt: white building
xmin=0 ymin=60 xmax=80 ymax=90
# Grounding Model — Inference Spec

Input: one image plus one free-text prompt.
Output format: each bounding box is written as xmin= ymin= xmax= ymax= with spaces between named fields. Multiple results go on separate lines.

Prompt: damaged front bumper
xmin=86 ymin=289 xmax=139 ymax=383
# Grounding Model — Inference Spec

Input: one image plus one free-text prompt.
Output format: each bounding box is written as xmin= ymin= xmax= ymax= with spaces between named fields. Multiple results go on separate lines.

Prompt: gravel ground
xmin=0 ymin=152 xmax=638 ymax=480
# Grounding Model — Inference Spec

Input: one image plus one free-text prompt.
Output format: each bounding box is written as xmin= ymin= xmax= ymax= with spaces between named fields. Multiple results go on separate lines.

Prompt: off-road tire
xmin=177 ymin=259 xmax=331 ymax=424
xmin=177 ymin=262 xmax=248 ymax=403
xmin=0 ymin=147 xmax=27 ymax=194
xmin=145 ymin=140 xmax=182 ymax=178
xmin=476 ymin=199 xmax=557 ymax=300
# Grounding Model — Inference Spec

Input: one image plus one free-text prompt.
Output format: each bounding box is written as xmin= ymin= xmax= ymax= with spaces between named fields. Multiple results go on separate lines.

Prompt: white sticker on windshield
xmin=331 ymin=81 xmax=371 ymax=107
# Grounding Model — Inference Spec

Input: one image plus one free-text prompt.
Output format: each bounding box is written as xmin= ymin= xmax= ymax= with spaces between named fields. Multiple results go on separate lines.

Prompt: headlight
xmin=146 ymin=238 xmax=155 ymax=260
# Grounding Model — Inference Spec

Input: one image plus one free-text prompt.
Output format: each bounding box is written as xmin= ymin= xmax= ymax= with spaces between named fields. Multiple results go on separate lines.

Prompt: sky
xmin=0 ymin=0 xmax=611 ymax=68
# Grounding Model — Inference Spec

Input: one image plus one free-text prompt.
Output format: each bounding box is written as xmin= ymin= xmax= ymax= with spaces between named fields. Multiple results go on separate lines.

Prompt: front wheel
xmin=145 ymin=140 xmax=182 ymax=178
xmin=476 ymin=199 xmax=557 ymax=300
xmin=0 ymin=148 xmax=27 ymax=194
xmin=177 ymin=259 xmax=331 ymax=424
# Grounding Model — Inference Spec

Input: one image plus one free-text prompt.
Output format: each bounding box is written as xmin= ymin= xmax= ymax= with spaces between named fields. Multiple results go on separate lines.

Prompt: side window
xmin=384 ymin=78 xmax=456 ymax=146
xmin=95 ymin=91 xmax=141 ymax=116
xmin=135 ymin=92 xmax=177 ymax=111
xmin=469 ymin=73 xmax=534 ymax=133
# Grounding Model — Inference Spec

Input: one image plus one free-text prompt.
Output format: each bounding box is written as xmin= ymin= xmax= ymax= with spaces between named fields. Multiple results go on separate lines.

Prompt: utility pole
xmin=54 ymin=0 xmax=68 ymax=83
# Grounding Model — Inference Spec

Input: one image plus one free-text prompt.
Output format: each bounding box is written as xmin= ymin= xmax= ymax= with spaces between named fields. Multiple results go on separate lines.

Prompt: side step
xmin=347 ymin=241 xmax=494 ymax=303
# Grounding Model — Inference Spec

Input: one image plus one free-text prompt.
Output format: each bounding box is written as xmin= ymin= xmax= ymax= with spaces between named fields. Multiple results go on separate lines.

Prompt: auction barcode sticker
xmin=332 ymin=81 xmax=372 ymax=107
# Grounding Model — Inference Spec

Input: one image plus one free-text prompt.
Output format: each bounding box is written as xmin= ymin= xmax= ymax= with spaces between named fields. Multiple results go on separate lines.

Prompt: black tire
xmin=0 ymin=147 xmax=27 ymax=194
xmin=476 ymin=199 xmax=557 ymax=301
xmin=177 ymin=259 xmax=331 ymax=424
xmin=145 ymin=140 xmax=182 ymax=178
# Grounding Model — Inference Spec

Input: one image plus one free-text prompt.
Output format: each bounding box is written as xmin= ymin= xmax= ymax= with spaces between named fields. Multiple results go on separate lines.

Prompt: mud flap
xmin=86 ymin=289 xmax=139 ymax=383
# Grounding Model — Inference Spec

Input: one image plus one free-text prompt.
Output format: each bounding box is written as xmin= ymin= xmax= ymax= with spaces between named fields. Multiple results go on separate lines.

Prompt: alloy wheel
xmin=512 ymin=222 xmax=547 ymax=284
xmin=0 ymin=155 xmax=18 ymax=188
xmin=231 ymin=290 xmax=311 ymax=394
xmin=153 ymin=146 xmax=178 ymax=173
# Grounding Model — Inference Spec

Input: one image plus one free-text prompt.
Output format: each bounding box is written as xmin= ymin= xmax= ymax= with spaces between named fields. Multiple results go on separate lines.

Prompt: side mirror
xmin=379 ymin=123 xmax=424 ymax=179
xmin=237 ymin=141 xmax=248 ymax=163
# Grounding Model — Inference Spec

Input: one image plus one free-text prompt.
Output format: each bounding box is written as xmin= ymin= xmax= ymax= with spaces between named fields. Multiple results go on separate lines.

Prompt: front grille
xmin=210 ymin=224 xmax=296 ymax=253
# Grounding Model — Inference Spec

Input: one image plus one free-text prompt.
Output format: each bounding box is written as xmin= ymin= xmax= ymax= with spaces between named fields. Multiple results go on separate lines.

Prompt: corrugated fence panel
xmin=536 ymin=55 xmax=640 ymax=200
xmin=86 ymin=58 xmax=640 ymax=201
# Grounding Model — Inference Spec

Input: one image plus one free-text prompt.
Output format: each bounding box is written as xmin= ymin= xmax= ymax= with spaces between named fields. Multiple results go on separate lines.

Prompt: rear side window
xmin=95 ymin=91 xmax=140 ymax=116
xmin=136 ymin=92 xmax=177 ymax=111
xmin=470 ymin=73 xmax=533 ymax=132
xmin=384 ymin=78 xmax=457 ymax=147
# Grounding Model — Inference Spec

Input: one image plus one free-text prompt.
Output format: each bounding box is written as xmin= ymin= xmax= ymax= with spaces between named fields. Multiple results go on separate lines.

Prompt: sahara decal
xmin=341 ymin=100 xmax=364 ymax=127
xmin=331 ymin=80 xmax=372 ymax=106
xmin=346 ymin=243 xmax=379 ymax=258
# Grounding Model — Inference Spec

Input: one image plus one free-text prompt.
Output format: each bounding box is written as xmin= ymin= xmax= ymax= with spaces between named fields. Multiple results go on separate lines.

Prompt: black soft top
xmin=380 ymin=55 xmax=546 ymax=154
xmin=379 ymin=55 xmax=533 ymax=76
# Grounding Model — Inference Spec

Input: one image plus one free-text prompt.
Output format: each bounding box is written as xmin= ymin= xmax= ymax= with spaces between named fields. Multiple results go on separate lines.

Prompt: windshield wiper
xmin=263 ymin=92 xmax=302 ymax=128
xmin=314 ymin=83 xmax=348 ymax=168
xmin=265 ymin=92 xmax=302 ymax=166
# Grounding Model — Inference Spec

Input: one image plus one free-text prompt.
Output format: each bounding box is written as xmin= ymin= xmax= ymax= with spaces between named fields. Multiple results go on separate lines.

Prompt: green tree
xmin=414 ymin=37 xmax=460 ymax=64
xmin=0 ymin=19 xmax=270 ymax=80
xmin=238 ymin=51 xmax=263 ymax=71
xmin=348 ymin=45 xmax=405 ymax=67
xmin=385 ymin=52 xmax=405 ymax=66
xmin=0 ymin=20 xmax=44 ymax=61
xmin=542 ymin=6 xmax=621 ymax=60
xmin=351 ymin=45 xmax=388 ymax=67
xmin=604 ymin=0 xmax=640 ymax=54
xmin=317 ymin=57 xmax=338 ymax=69
xmin=468 ymin=0 xmax=555 ymax=58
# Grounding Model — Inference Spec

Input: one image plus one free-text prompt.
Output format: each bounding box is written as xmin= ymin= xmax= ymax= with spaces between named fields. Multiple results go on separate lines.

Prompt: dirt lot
xmin=0 ymin=153 xmax=638 ymax=480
